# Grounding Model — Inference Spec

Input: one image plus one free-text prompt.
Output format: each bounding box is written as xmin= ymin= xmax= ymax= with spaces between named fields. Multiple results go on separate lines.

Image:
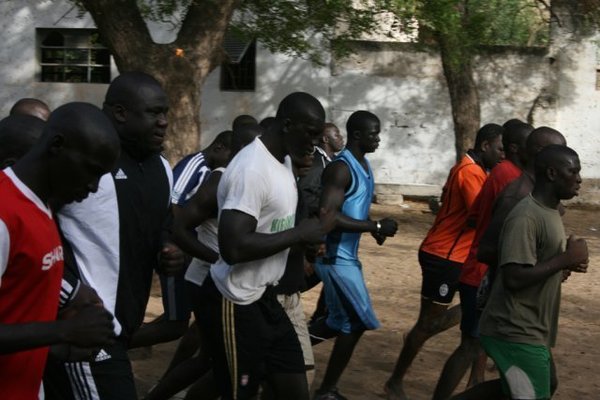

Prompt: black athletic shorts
xmin=198 ymin=276 xmax=305 ymax=400
xmin=459 ymin=282 xmax=481 ymax=338
xmin=43 ymin=339 xmax=136 ymax=400
xmin=419 ymin=250 xmax=462 ymax=304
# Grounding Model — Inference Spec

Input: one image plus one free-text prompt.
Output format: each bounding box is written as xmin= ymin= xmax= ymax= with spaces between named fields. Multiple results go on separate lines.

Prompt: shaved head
xmin=534 ymin=144 xmax=581 ymax=201
xmin=276 ymin=92 xmax=325 ymax=123
xmin=259 ymin=117 xmax=276 ymax=131
xmin=10 ymin=98 xmax=50 ymax=121
xmin=46 ymin=102 xmax=120 ymax=154
xmin=503 ymin=120 xmax=533 ymax=149
xmin=43 ymin=102 xmax=121 ymax=204
xmin=103 ymin=71 xmax=168 ymax=158
xmin=0 ymin=115 xmax=45 ymax=167
xmin=346 ymin=111 xmax=379 ymax=138
xmin=525 ymin=127 xmax=566 ymax=164
xmin=104 ymin=72 xmax=162 ymax=109
xmin=232 ymin=115 xmax=258 ymax=131
xmin=275 ymin=92 xmax=326 ymax=168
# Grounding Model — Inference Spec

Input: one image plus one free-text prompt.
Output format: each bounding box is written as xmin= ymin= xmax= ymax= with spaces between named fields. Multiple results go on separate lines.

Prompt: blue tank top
xmin=324 ymin=149 xmax=374 ymax=265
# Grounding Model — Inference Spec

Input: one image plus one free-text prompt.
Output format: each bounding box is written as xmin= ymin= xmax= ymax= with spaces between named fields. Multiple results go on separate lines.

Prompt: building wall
xmin=331 ymin=43 xmax=556 ymax=192
xmin=1 ymin=1 xmax=599 ymax=203
xmin=0 ymin=2 xmax=117 ymax=112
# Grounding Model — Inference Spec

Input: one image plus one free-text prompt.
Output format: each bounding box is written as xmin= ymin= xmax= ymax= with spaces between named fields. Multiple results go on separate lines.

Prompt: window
xmin=220 ymin=38 xmax=256 ymax=91
xmin=38 ymin=29 xmax=111 ymax=84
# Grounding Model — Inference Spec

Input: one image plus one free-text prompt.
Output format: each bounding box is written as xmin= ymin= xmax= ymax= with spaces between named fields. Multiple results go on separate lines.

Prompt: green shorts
xmin=481 ymin=335 xmax=551 ymax=400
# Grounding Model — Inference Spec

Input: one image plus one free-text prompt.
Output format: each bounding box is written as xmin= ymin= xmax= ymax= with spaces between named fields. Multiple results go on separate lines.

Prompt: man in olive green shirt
xmin=477 ymin=145 xmax=588 ymax=400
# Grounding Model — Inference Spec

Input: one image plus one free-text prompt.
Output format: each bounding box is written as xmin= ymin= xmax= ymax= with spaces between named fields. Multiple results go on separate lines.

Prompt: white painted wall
xmin=0 ymin=1 xmax=117 ymax=112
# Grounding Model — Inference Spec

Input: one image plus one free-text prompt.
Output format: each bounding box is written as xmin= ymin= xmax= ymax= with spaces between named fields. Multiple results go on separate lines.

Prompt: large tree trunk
xmin=437 ymin=35 xmax=481 ymax=162
xmin=79 ymin=0 xmax=238 ymax=163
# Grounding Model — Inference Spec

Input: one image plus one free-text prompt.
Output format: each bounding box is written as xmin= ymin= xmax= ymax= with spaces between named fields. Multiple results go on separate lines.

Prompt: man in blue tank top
xmin=311 ymin=110 xmax=398 ymax=400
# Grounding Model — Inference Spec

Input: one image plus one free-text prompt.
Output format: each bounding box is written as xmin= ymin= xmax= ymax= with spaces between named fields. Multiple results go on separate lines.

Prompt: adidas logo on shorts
xmin=94 ymin=349 xmax=111 ymax=362
xmin=114 ymin=169 xmax=128 ymax=180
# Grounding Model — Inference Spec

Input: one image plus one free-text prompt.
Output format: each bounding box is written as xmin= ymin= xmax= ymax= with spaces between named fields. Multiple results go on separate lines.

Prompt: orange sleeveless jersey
xmin=420 ymin=154 xmax=487 ymax=263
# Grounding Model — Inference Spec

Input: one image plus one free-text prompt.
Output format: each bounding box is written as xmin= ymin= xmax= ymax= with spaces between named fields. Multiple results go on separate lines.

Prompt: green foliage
xmin=89 ymin=0 xmax=551 ymax=67
xmin=234 ymin=0 xmax=379 ymax=64
xmin=383 ymin=0 xmax=549 ymax=69
xmin=132 ymin=0 xmax=380 ymax=64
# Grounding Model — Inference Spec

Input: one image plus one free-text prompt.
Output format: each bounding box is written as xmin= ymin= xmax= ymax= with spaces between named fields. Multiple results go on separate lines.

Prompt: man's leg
xmin=277 ymin=293 xmax=315 ymax=385
xmin=314 ymin=330 xmax=364 ymax=399
xmin=549 ymin=351 xmax=558 ymax=396
xmin=144 ymin=354 xmax=212 ymax=400
xmin=466 ymin=348 xmax=487 ymax=388
xmin=432 ymin=334 xmax=481 ymax=400
xmin=386 ymin=252 xmax=462 ymax=400
xmin=183 ymin=370 xmax=219 ymax=400
xmin=433 ymin=283 xmax=485 ymax=399
xmin=143 ymin=279 xmax=204 ymax=398
xmin=385 ymin=299 xmax=461 ymax=400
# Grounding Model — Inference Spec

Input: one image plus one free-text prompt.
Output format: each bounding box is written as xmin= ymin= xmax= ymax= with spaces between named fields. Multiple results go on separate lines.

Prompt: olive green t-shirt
xmin=479 ymin=195 xmax=565 ymax=347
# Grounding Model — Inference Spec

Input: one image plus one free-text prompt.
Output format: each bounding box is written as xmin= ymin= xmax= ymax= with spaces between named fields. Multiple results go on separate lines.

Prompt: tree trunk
xmin=78 ymin=0 xmax=238 ymax=163
xmin=437 ymin=36 xmax=481 ymax=163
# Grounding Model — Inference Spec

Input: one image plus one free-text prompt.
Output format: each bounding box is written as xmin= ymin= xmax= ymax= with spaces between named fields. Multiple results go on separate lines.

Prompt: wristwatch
xmin=376 ymin=220 xmax=382 ymax=235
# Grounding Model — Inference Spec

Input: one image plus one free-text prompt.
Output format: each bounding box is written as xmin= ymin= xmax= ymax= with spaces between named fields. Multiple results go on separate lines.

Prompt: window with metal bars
xmin=38 ymin=28 xmax=111 ymax=84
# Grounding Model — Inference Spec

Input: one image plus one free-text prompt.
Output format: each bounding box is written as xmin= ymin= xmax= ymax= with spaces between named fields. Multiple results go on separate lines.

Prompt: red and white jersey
xmin=0 ymin=168 xmax=64 ymax=399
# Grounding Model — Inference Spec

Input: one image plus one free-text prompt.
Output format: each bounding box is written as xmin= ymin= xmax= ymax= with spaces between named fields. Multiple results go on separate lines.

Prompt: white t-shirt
xmin=184 ymin=168 xmax=224 ymax=287
xmin=210 ymin=138 xmax=297 ymax=305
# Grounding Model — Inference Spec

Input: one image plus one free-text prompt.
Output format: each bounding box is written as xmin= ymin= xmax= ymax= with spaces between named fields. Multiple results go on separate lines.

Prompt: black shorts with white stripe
xmin=198 ymin=277 xmax=305 ymax=400
xmin=43 ymin=340 xmax=136 ymax=400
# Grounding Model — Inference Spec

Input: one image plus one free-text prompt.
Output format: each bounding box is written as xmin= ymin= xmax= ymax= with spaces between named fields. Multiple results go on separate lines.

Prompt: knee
xmin=415 ymin=317 xmax=442 ymax=336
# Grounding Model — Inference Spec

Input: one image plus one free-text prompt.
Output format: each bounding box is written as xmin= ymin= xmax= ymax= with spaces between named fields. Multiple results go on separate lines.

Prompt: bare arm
xmin=0 ymin=306 xmax=115 ymax=354
xmin=171 ymin=172 xmax=222 ymax=264
xmin=503 ymin=235 xmax=588 ymax=291
xmin=319 ymin=161 xmax=397 ymax=236
xmin=218 ymin=209 xmax=334 ymax=265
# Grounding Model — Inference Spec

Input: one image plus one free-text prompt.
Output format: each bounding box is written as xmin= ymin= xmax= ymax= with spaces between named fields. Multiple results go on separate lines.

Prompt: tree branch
xmin=536 ymin=0 xmax=561 ymax=27
xmin=176 ymin=0 xmax=239 ymax=72
xmin=79 ymin=0 xmax=158 ymax=70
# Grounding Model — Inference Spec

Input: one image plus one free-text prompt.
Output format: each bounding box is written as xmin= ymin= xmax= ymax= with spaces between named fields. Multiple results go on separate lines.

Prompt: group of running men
xmin=0 ymin=70 xmax=587 ymax=400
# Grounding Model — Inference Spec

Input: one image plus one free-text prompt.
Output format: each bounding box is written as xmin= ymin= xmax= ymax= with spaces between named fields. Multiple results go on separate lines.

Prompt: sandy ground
xmin=131 ymin=202 xmax=600 ymax=399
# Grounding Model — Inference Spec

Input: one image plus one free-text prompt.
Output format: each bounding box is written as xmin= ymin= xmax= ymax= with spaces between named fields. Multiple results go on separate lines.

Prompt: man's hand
xmin=377 ymin=217 xmax=398 ymax=237
xmin=61 ymin=305 xmax=115 ymax=348
xmin=157 ymin=242 xmax=185 ymax=275
xmin=371 ymin=231 xmax=386 ymax=246
xmin=565 ymin=235 xmax=589 ymax=273
xmin=69 ymin=284 xmax=103 ymax=309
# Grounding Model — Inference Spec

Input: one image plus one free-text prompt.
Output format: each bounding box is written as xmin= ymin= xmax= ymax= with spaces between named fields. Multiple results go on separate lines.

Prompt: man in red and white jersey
xmin=0 ymin=102 xmax=118 ymax=399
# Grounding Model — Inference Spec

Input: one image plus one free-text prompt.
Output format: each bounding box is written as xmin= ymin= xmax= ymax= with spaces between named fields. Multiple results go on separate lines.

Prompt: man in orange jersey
xmin=432 ymin=120 xmax=533 ymax=400
xmin=385 ymin=124 xmax=505 ymax=400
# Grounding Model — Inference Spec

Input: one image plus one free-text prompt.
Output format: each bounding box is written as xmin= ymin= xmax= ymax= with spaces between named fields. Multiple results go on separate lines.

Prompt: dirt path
xmin=132 ymin=203 xmax=600 ymax=399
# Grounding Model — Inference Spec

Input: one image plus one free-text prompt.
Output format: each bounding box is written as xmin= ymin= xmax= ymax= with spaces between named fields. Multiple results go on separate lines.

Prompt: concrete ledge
xmin=375 ymin=183 xmax=441 ymax=198
xmin=376 ymin=180 xmax=600 ymax=207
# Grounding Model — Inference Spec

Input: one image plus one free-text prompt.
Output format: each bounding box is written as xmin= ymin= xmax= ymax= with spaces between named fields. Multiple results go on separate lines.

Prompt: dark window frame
xmin=220 ymin=40 xmax=256 ymax=92
xmin=37 ymin=28 xmax=111 ymax=84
